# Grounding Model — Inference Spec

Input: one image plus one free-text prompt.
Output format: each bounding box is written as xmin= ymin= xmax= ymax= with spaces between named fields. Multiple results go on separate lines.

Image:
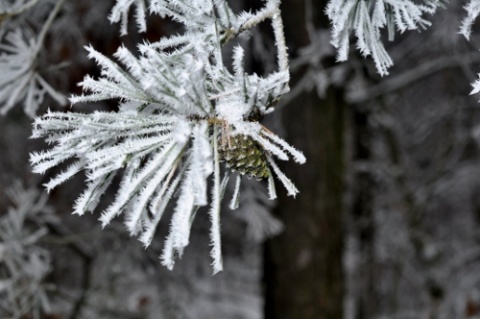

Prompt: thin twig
xmin=348 ymin=52 xmax=480 ymax=104
xmin=34 ymin=0 xmax=66 ymax=56
xmin=44 ymin=222 xmax=95 ymax=319
xmin=0 ymin=0 xmax=41 ymax=18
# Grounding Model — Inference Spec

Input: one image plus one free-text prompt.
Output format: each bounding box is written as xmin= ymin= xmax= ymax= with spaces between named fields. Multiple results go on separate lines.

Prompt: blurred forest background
xmin=2 ymin=1 xmax=480 ymax=319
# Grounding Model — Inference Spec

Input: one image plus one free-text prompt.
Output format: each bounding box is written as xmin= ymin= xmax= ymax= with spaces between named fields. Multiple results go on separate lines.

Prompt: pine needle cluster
xmin=30 ymin=0 xmax=305 ymax=273
xmin=325 ymin=0 xmax=445 ymax=76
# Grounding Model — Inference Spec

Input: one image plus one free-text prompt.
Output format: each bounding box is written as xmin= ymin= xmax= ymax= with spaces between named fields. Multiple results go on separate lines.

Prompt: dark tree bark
xmin=263 ymin=2 xmax=347 ymax=318
xmin=351 ymin=107 xmax=377 ymax=319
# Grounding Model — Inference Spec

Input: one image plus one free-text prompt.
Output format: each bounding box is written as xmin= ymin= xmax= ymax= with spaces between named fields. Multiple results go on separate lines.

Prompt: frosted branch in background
xmin=0 ymin=0 xmax=67 ymax=117
xmin=0 ymin=184 xmax=55 ymax=319
xmin=0 ymin=29 xmax=66 ymax=117
xmin=325 ymin=0 xmax=443 ymax=76
xmin=0 ymin=0 xmax=41 ymax=17
xmin=31 ymin=0 xmax=304 ymax=273
xmin=232 ymin=179 xmax=283 ymax=242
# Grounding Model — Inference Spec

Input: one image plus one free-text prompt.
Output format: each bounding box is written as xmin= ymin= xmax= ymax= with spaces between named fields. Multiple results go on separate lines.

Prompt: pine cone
xmin=219 ymin=134 xmax=270 ymax=180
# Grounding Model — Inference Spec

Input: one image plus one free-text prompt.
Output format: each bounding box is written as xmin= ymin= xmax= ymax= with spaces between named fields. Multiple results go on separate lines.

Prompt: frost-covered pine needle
xmin=460 ymin=0 xmax=480 ymax=40
xmin=30 ymin=0 xmax=305 ymax=273
xmin=325 ymin=0 xmax=443 ymax=76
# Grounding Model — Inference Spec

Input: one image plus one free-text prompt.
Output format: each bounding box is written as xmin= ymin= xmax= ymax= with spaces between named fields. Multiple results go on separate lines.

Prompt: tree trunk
xmin=263 ymin=2 xmax=347 ymax=318
xmin=351 ymin=107 xmax=377 ymax=319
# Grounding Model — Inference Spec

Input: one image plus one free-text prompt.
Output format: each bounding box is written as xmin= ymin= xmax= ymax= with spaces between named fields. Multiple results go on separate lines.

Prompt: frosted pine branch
xmin=326 ymin=0 xmax=443 ymax=76
xmin=31 ymin=0 xmax=304 ymax=273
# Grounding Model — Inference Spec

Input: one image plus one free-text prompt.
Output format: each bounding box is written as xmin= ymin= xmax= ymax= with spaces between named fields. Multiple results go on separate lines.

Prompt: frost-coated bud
xmin=219 ymin=134 xmax=270 ymax=180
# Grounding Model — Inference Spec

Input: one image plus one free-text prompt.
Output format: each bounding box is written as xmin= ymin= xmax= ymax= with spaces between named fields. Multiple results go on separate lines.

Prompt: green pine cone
xmin=219 ymin=134 xmax=270 ymax=180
